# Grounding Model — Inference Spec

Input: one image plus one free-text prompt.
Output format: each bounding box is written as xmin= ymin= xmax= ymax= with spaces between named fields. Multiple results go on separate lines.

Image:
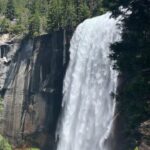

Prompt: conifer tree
xmin=62 ymin=0 xmax=77 ymax=29
xmin=47 ymin=0 xmax=64 ymax=31
xmin=5 ymin=0 xmax=16 ymax=20
xmin=104 ymin=0 xmax=150 ymax=149
xmin=29 ymin=12 xmax=40 ymax=36
xmin=78 ymin=2 xmax=91 ymax=23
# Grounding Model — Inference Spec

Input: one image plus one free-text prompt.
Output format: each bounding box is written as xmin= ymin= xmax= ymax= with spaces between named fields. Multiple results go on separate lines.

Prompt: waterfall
xmin=57 ymin=12 xmax=121 ymax=150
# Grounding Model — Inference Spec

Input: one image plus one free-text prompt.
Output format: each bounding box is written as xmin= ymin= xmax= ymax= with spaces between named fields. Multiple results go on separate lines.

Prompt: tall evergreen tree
xmin=0 ymin=0 xmax=106 ymax=35
xmin=78 ymin=2 xmax=91 ymax=23
xmin=104 ymin=0 xmax=150 ymax=149
xmin=5 ymin=0 xmax=16 ymax=20
xmin=47 ymin=0 xmax=64 ymax=31
xmin=62 ymin=0 xmax=77 ymax=29
xmin=29 ymin=12 xmax=40 ymax=36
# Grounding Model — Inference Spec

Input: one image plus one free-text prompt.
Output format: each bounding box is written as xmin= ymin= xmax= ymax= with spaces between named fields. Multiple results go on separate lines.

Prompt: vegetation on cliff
xmin=0 ymin=135 xmax=12 ymax=150
xmin=0 ymin=0 xmax=106 ymax=36
xmin=104 ymin=0 xmax=150 ymax=149
xmin=0 ymin=134 xmax=40 ymax=150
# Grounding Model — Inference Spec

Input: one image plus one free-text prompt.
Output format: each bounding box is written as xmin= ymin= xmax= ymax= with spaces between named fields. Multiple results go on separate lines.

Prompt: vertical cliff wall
xmin=0 ymin=32 xmax=65 ymax=149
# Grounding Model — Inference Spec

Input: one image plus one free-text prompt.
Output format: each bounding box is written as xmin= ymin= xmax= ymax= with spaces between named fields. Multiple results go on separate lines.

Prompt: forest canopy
xmin=0 ymin=0 xmax=106 ymax=36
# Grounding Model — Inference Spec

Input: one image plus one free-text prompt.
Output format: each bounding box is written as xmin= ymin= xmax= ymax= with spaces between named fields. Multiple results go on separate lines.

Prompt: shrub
xmin=0 ymin=135 xmax=12 ymax=150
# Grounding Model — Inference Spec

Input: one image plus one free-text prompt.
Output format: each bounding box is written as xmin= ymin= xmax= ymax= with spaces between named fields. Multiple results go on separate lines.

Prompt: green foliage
xmin=5 ymin=0 xmax=16 ymax=20
xmin=78 ymin=2 xmax=91 ymax=23
xmin=0 ymin=18 xmax=26 ymax=34
xmin=47 ymin=0 xmax=94 ymax=31
xmin=0 ymin=134 xmax=40 ymax=150
xmin=9 ymin=23 xmax=26 ymax=34
xmin=0 ymin=0 xmax=106 ymax=35
xmin=0 ymin=0 xmax=7 ymax=14
xmin=47 ymin=0 xmax=64 ymax=31
xmin=29 ymin=12 xmax=40 ymax=37
xmin=0 ymin=135 xmax=12 ymax=150
xmin=0 ymin=18 xmax=10 ymax=33
xmin=61 ymin=1 xmax=77 ymax=29
xmin=105 ymin=0 xmax=150 ymax=149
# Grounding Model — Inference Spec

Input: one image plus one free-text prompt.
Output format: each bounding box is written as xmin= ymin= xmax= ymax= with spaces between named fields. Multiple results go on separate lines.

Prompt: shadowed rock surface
xmin=0 ymin=32 xmax=66 ymax=150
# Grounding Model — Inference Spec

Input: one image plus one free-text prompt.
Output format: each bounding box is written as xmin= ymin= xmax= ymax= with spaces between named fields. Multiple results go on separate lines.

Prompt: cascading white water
xmin=57 ymin=12 xmax=121 ymax=150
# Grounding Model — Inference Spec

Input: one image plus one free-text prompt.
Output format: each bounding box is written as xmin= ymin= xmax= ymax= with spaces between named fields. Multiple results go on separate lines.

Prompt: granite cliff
xmin=0 ymin=32 xmax=68 ymax=150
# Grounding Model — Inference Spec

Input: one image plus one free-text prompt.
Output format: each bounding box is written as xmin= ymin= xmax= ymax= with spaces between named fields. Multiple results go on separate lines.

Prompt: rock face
xmin=139 ymin=120 xmax=150 ymax=150
xmin=0 ymin=32 xmax=65 ymax=149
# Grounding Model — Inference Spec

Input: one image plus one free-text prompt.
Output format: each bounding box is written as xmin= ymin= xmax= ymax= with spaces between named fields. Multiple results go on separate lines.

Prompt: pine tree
xmin=29 ymin=12 xmax=40 ymax=36
xmin=62 ymin=0 xmax=77 ymax=29
xmin=0 ymin=1 xmax=3 ymax=14
xmin=47 ymin=0 xmax=64 ymax=31
xmin=5 ymin=0 xmax=16 ymax=20
xmin=105 ymin=0 xmax=150 ymax=149
xmin=78 ymin=2 xmax=91 ymax=23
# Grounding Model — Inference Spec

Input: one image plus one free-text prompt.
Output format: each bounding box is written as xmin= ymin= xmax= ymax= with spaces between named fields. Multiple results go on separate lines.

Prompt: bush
xmin=9 ymin=23 xmax=26 ymax=35
xmin=0 ymin=135 xmax=12 ymax=150
xmin=0 ymin=18 xmax=10 ymax=33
